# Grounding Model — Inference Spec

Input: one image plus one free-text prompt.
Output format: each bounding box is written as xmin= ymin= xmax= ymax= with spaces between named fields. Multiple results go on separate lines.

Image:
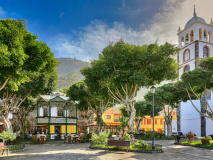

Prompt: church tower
xmin=178 ymin=6 xmax=213 ymax=78
xmin=177 ymin=6 xmax=213 ymax=136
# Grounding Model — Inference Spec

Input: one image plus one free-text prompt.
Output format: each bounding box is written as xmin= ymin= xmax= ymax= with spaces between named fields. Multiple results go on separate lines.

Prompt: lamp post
xmin=150 ymin=86 xmax=156 ymax=150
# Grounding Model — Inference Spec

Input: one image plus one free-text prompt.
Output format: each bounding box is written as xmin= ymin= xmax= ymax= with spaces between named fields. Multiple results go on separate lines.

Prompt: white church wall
xmin=172 ymin=119 xmax=177 ymax=132
xmin=180 ymin=100 xmax=201 ymax=136
xmin=206 ymin=118 xmax=213 ymax=136
xmin=206 ymin=98 xmax=213 ymax=136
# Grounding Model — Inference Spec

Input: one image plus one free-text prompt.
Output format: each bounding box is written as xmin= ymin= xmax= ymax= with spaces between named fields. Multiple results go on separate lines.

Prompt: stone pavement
xmin=1 ymin=140 xmax=213 ymax=160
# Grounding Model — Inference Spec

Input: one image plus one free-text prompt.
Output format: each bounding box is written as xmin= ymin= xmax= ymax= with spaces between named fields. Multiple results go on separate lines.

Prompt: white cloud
xmin=50 ymin=0 xmax=213 ymax=61
xmin=0 ymin=7 xmax=6 ymax=16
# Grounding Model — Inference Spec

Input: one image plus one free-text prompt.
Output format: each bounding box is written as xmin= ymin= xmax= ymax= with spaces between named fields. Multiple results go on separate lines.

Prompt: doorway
xmin=55 ymin=126 xmax=61 ymax=139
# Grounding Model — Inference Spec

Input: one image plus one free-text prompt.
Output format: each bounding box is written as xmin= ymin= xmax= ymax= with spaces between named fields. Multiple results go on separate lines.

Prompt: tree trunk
xmin=165 ymin=115 xmax=173 ymax=138
xmin=136 ymin=118 xmax=142 ymax=133
xmin=167 ymin=123 xmax=172 ymax=138
xmin=2 ymin=114 xmax=12 ymax=131
xmin=128 ymin=107 xmax=136 ymax=128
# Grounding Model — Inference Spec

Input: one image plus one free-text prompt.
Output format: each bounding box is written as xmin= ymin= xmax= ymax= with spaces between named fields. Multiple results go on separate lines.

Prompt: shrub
xmin=123 ymin=133 xmax=131 ymax=141
xmin=91 ymin=130 xmax=110 ymax=143
xmin=133 ymin=140 xmax=148 ymax=148
xmin=0 ymin=130 xmax=16 ymax=143
xmin=185 ymin=131 xmax=195 ymax=142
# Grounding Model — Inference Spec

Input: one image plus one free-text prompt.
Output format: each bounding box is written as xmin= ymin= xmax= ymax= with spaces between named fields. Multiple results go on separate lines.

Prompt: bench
xmin=106 ymin=140 xmax=130 ymax=152
xmin=0 ymin=142 xmax=9 ymax=156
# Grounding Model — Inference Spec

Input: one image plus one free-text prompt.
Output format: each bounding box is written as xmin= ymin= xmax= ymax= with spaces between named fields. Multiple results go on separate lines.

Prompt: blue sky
xmin=1 ymin=0 xmax=212 ymax=61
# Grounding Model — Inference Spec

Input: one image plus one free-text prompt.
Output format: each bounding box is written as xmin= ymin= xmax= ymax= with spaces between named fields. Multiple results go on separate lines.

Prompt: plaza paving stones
xmin=1 ymin=140 xmax=213 ymax=160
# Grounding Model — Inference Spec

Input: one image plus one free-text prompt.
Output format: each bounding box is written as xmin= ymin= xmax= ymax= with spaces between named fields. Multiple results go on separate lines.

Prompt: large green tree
xmin=145 ymin=83 xmax=186 ymax=137
xmin=67 ymin=81 xmax=112 ymax=134
xmin=119 ymin=100 xmax=162 ymax=133
xmin=0 ymin=19 xmax=59 ymax=131
xmin=82 ymin=39 xmax=179 ymax=132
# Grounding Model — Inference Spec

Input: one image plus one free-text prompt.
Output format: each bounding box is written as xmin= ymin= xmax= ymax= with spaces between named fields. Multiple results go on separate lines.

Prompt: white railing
xmin=50 ymin=118 xmax=66 ymax=123
xmin=37 ymin=117 xmax=77 ymax=124
xmin=38 ymin=118 xmax=48 ymax=123
xmin=67 ymin=119 xmax=76 ymax=123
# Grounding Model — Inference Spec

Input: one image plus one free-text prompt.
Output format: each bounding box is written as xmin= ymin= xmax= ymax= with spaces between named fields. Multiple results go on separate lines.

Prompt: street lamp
xmin=150 ymin=86 xmax=156 ymax=150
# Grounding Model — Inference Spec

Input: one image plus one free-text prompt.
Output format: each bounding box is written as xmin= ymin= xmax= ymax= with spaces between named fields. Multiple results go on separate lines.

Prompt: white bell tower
xmin=177 ymin=6 xmax=213 ymax=79
xmin=177 ymin=6 xmax=213 ymax=137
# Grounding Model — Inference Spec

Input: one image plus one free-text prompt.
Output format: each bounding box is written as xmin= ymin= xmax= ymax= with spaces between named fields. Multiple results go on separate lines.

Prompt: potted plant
xmin=185 ymin=131 xmax=195 ymax=142
xmin=200 ymin=136 xmax=212 ymax=145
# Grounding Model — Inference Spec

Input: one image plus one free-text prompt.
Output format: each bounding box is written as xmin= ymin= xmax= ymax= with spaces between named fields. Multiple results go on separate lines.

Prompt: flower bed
xmin=89 ymin=141 xmax=163 ymax=153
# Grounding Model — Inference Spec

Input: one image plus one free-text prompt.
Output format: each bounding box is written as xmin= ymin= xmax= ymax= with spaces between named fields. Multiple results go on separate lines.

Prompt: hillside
xmin=56 ymin=58 xmax=90 ymax=89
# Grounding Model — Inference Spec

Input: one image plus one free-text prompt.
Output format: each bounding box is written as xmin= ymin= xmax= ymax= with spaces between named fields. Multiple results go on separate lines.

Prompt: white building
xmin=177 ymin=7 xmax=213 ymax=136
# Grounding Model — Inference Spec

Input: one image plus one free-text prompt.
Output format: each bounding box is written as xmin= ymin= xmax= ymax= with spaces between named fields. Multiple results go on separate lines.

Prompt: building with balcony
xmin=36 ymin=91 xmax=77 ymax=139
xmin=101 ymin=107 xmax=177 ymax=135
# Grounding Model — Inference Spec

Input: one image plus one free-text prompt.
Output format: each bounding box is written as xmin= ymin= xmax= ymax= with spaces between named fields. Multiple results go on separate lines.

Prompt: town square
xmin=1 ymin=0 xmax=213 ymax=160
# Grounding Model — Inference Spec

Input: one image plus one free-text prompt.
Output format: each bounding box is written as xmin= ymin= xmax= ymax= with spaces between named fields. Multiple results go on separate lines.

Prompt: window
xmin=173 ymin=112 xmax=176 ymax=116
xmin=184 ymin=65 xmax=190 ymax=72
xmin=147 ymin=119 xmax=151 ymax=124
xmin=155 ymin=119 xmax=158 ymax=124
xmin=204 ymin=30 xmax=207 ymax=41
xmin=160 ymin=119 xmax=163 ymax=125
xmin=183 ymin=49 xmax=190 ymax=62
xmin=203 ymin=46 xmax=209 ymax=58
xmin=158 ymin=129 xmax=162 ymax=133
xmin=116 ymin=116 xmax=120 ymax=120
xmin=105 ymin=115 xmax=111 ymax=119
xmin=58 ymin=109 xmax=64 ymax=116
xmin=190 ymin=30 xmax=194 ymax=42
xmin=181 ymin=36 xmax=184 ymax=48
xmin=185 ymin=33 xmax=189 ymax=45
xmin=44 ymin=108 xmax=48 ymax=117
xmin=199 ymin=28 xmax=202 ymax=40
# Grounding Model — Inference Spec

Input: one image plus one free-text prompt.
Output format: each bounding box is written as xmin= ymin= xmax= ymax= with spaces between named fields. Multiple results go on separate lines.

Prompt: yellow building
xmin=102 ymin=107 xmax=177 ymax=134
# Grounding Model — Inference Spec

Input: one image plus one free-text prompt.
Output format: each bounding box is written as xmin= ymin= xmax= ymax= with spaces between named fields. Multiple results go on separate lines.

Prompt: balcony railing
xmin=37 ymin=117 xmax=77 ymax=124
xmin=114 ymin=119 xmax=120 ymax=122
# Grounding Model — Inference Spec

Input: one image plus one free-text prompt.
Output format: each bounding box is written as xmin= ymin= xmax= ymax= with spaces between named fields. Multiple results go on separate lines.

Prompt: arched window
xmin=183 ymin=49 xmax=190 ymax=62
xmin=181 ymin=36 xmax=184 ymax=48
xmin=199 ymin=28 xmax=202 ymax=40
xmin=208 ymin=31 xmax=211 ymax=42
xmin=185 ymin=33 xmax=189 ymax=45
xmin=190 ymin=30 xmax=194 ymax=42
xmin=204 ymin=30 xmax=207 ymax=41
xmin=184 ymin=65 xmax=190 ymax=72
xmin=203 ymin=46 xmax=209 ymax=58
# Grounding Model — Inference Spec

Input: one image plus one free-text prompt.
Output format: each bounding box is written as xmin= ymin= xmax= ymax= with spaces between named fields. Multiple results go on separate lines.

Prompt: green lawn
xmin=136 ymin=136 xmax=175 ymax=140
xmin=9 ymin=146 xmax=25 ymax=151
xmin=93 ymin=144 xmax=161 ymax=151
xmin=181 ymin=140 xmax=213 ymax=147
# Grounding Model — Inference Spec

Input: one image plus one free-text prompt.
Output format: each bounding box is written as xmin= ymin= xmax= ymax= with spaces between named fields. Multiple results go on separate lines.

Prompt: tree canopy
xmin=0 ymin=19 xmax=58 ymax=91
xmin=80 ymin=39 xmax=179 ymax=128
